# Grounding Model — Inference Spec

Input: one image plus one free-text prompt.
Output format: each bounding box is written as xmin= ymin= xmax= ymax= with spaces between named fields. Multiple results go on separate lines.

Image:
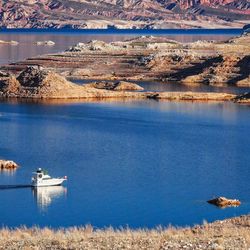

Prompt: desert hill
xmin=0 ymin=0 xmax=249 ymax=28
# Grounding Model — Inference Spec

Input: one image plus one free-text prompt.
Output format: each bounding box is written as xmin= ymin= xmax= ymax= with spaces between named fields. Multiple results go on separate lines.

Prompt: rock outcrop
xmin=207 ymin=197 xmax=241 ymax=208
xmin=0 ymin=66 xmax=238 ymax=102
xmin=234 ymin=92 xmax=250 ymax=103
xmin=0 ymin=66 xmax=145 ymax=99
xmin=181 ymin=55 xmax=250 ymax=86
xmin=0 ymin=71 xmax=10 ymax=77
xmin=86 ymin=81 xmax=144 ymax=91
xmin=5 ymin=35 xmax=249 ymax=87
xmin=36 ymin=41 xmax=55 ymax=46
xmin=67 ymin=41 xmax=115 ymax=52
xmin=0 ymin=160 xmax=18 ymax=170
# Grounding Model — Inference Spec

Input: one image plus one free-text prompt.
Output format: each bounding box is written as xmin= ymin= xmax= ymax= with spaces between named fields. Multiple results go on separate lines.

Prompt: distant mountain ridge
xmin=0 ymin=0 xmax=249 ymax=28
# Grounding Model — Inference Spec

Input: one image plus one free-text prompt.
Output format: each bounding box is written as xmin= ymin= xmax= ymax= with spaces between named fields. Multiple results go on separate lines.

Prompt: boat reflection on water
xmin=32 ymin=186 xmax=67 ymax=210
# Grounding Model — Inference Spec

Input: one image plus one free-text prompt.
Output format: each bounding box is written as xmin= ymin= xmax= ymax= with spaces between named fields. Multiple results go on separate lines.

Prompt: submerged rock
xmin=0 ymin=160 xmax=18 ymax=170
xmin=207 ymin=197 xmax=241 ymax=208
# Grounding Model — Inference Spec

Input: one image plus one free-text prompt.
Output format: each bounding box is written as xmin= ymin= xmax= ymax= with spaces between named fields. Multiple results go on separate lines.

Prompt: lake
xmin=0 ymin=99 xmax=250 ymax=229
xmin=0 ymin=29 xmax=242 ymax=65
xmin=0 ymin=29 xmax=249 ymax=229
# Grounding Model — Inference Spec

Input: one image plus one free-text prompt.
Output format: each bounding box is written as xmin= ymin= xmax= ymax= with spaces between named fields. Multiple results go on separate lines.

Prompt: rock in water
xmin=0 ymin=160 xmax=18 ymax=170
xmin=36 ymin=41 xmax=55 ymax=46
xmin=207 ymin=197 xmax=241 ymax=208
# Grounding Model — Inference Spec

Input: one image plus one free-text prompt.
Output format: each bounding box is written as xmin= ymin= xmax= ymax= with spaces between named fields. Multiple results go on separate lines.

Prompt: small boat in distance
xmin=31 ymin=168 xmax=67 ymax=187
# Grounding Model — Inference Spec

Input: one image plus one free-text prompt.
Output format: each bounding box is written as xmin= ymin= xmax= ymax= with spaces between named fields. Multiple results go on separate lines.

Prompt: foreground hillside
xmin=0 ymin=0 xmax=249 ymax=28
xmin=0 ymin=215 xmax=249 ymax=249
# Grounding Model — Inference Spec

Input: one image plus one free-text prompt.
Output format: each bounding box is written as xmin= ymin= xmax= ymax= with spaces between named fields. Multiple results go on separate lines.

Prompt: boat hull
xmin=31 ymin=178 xmax=66 ymax=187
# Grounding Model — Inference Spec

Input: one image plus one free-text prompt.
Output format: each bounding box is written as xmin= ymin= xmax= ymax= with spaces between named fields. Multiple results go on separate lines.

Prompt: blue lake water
xmin=0 ymin=99 xmax=250 ymax=229
xmin=0 ymin=30 xmax=249 ymax=229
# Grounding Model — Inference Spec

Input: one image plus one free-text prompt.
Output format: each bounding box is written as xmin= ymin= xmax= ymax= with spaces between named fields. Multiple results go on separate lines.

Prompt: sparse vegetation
xmin=0 ymin=215 xmax=250 ymax=249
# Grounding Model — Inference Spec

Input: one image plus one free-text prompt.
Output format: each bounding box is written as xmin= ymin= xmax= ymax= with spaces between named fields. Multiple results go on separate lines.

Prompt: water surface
xmin=0 ymin=99 xmax=250 ymax=228
xmin=74 ymin=79 xmax=250 ymax=94
xmin=0 ymin=29 xmax=241 ymax=65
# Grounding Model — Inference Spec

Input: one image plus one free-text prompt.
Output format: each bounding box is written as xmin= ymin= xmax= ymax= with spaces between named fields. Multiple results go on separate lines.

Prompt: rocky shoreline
xmin=2 ymin=34 xmax=249 ymax=87
xmin=0 ymin=215 xmax=249 ymax=249
xmin=0 ymin=33 xmax=249 ymax=103
xmin=0 ymin=66 xmax=249 ymax=103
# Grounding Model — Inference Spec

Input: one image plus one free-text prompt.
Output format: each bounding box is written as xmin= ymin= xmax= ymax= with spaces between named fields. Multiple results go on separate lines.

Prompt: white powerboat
xmin=31 ymin=168 xmax=67 ymax=187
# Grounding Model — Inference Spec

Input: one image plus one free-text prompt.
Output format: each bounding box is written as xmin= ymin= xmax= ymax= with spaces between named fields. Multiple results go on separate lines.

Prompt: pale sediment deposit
xmin=0 ymin=40 xmax=18 ymax=45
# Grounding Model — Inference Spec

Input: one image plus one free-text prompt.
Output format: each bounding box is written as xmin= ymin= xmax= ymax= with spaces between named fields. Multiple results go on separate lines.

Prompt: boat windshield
xmin=36 ymin=169 xmax=48 ymax=175
xmin=42 ymin=177 xmax=52 ymax=180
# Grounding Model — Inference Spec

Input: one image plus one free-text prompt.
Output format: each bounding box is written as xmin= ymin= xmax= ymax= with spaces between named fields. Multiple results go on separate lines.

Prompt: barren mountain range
xmin=0 ymin=0 xmax=249 ymax=28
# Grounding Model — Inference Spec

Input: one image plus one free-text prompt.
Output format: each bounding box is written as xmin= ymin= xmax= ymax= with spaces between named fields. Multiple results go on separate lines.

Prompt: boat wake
xmin=0 ymin=184 xmax=32 ymax=190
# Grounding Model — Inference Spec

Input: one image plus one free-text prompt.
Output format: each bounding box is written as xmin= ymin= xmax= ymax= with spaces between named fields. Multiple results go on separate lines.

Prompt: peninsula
xmin=0 ymin=32 xmax=249 ymax=103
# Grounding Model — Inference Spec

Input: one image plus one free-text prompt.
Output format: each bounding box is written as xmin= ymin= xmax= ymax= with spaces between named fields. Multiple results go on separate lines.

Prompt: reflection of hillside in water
xmin=33 ymin=186 xmax=67 ymax=210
